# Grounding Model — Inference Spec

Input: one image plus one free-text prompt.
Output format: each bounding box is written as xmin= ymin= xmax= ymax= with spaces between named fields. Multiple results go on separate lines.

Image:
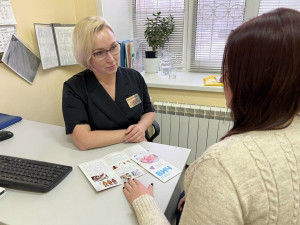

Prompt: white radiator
xmin=153 ymin=102 xmax=233 ymax=165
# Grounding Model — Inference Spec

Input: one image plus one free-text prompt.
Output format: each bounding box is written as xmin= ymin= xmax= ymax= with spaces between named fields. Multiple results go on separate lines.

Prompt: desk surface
xmin=0 ymin=120 xmax=190 ymax=225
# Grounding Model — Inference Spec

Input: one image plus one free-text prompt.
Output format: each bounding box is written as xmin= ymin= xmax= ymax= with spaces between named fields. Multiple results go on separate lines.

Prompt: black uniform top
xmin=62 ymin=67 xmax=154 ymax=134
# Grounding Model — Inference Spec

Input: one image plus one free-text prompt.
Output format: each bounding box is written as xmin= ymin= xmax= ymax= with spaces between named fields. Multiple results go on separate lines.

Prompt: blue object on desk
xmin=0 ymin=113 xmax=22 ymax=130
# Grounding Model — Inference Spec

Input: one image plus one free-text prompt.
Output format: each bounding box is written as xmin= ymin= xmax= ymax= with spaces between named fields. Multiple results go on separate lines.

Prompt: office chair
xmin=145 ymin=120 xmax=160 ymax=142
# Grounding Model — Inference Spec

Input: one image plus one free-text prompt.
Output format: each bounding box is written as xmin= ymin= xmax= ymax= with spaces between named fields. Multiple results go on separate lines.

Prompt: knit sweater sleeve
xmin=131 ymin=194 xmax=170 ymax=225
xmin=180 ymin=158 xmax=244 ymax=225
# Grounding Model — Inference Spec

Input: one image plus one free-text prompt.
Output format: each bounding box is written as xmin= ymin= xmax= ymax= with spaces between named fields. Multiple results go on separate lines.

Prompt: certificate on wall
xmin=2 ymin=34 xmax=40 ymax=84
xmin=34 ymin=23 xmax=77 ymax=70
xmin=53 ymin=24 xmax=77 ymax=66
xmin=0 ymin=25 xmax=16 ymax=53
xmin=34 ymin=24 xmax=59 ymax=69
xmin=0 ymin=0 xmax=17 ymax=25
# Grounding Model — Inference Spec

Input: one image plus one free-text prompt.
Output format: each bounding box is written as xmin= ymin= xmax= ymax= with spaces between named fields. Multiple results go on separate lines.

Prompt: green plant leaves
xmin=144 ymin=11 xmax=175 ymax=52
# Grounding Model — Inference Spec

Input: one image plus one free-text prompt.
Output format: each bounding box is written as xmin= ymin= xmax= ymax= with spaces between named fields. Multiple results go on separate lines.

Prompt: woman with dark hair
xmin=123 ymin=8 xmax=300 ymax=225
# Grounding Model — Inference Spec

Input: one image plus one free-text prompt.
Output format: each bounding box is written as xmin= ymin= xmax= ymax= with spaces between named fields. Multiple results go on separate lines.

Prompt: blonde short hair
xmin=72 ymin=16 xmax=114 ymax=69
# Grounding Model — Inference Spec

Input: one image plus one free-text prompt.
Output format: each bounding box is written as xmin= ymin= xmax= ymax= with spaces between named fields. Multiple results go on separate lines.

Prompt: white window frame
xmin=133 ymin=0 xmax=300 ymax=73
xmin=184 ymin=0 xmax=261 ymax=73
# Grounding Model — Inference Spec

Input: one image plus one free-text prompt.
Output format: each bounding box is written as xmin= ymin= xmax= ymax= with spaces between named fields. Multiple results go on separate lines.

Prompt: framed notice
xmin=34 ymin=24 xmax=59 ymax=69
xmin=34 ymin=23 xmax=77 ymax=70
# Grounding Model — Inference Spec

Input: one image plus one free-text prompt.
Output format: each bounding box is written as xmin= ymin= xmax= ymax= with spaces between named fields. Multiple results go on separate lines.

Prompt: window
xmin=189 ymin=0 xmax=246 ymax=72
xmin=133 ymin=0 xmax=300 ymax=73
xmin=132 ymin=0 xmax=185 ymax=68
xmin=258 ymin=0 xmax=300 ymax=15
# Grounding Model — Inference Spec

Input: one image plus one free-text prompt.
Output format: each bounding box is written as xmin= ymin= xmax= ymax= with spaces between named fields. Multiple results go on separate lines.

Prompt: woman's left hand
xmin=124 ymin=124 xmax=146 ymax=143
xmin=123 ymin=179 xmax=154 ymax=204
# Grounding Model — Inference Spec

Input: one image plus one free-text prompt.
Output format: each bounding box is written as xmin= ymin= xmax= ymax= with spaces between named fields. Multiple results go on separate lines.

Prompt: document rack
xmin=0 ymin=155 xmax=72 ymax=193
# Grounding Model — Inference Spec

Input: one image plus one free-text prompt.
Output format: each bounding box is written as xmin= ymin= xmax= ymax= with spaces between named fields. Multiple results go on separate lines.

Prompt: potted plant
xmin=143 ymin=11 xmax=175 ymax=73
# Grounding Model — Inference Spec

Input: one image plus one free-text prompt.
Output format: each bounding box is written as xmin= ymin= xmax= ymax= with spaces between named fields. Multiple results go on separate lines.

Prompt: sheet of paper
xmin=78 ymin=151 xmax=145 ymax=192
xmin=103 ymin=152 xmax=145 ymax=180
xmin=124 ymin=145 xmax=182 ymax=183
xmin=53 ymin=26 xmax=77 ymax=66
xmin=79 ymin=159 xmax=121 ymax=192
xmin=34 ymin=24 xmax=59 ymax=70
xmin=123 ymin=144 xmax=149 ymax=157
xmin=0 ymin=25 xmax=15 ymax=52
xmin=0 ymin=0 xmax=17 ymax=25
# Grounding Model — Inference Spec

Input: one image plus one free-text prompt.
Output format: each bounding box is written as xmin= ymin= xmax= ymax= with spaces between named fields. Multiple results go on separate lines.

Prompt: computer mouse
xmin=0 ymin=131 xmax=14 ymax=142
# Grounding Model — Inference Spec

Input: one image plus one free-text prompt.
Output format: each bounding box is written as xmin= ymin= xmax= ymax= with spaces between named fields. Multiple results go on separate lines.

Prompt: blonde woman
xmin=62 ymin=16 xmax=154 ymax=150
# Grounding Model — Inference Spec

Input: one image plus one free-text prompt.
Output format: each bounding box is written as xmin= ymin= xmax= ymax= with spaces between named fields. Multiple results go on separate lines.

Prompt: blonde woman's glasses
xmin=93 ymin=42 xmax=121 ymax=61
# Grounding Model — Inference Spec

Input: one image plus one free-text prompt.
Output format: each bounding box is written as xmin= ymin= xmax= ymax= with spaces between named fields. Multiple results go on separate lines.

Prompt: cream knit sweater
xmin=131 ymin=116 xmax=300 ymax=225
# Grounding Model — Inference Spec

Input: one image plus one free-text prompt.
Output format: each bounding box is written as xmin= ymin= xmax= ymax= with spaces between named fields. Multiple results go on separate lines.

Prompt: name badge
xmin=126 ymin=94 xmax=142 ymax=108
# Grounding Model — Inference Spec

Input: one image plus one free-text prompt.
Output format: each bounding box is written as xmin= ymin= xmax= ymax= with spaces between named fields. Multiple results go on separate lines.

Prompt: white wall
xmin=99 ymin=0 xmax=133 ymax=41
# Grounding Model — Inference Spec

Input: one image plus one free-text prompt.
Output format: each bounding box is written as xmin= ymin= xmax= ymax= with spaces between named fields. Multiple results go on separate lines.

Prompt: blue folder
xmin=0 ymin=113 xmax=22 ymax=130
xmin=121 ymin=41 xmax=126 ymax=67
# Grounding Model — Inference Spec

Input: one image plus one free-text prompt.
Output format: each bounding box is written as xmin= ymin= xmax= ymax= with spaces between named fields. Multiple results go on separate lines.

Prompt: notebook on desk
xmin=0 ymin=113 xmax=22 ymax=130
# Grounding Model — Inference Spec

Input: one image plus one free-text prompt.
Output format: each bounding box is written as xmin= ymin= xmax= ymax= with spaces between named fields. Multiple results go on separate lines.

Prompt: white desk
xmin=0 ymin=120 xmax=190 ymax=225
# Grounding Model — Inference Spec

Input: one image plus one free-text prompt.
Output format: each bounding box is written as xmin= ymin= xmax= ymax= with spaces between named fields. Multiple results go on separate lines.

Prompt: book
xmin=0 ymin=113 xmax=22 ymax=130
xmin=34 ymin=23 xmax=77 ymax=70
xmin=78 ymin=144 xmax=181 ymax=192
xmin=120 ymin=41 xmax=126 ymax=67
xmin=120 ymin=40 xmax=134 ymax=68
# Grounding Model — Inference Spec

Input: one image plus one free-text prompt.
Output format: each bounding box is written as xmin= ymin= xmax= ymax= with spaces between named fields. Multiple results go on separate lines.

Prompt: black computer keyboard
xmin=0 ymin=155 xmax=72 ymax=193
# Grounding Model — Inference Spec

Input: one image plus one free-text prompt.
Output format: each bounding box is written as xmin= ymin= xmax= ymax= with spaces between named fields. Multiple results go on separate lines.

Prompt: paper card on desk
xmin=0 ymin=113 xmax=22 ymax=130
xmin=124 ymin=145 xmax=182 ymax=183
xmin=78 ymin=151 xmax=145 ymax=192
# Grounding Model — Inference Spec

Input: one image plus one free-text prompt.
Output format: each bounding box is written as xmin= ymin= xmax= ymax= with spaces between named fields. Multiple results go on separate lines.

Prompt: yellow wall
xmin=0 ymin=0 xmax=97 ymax=126
xmin=0 ymin=0 xmax=225 ymax=127
xmin=149 ymin=88 xmax=226 ymax=107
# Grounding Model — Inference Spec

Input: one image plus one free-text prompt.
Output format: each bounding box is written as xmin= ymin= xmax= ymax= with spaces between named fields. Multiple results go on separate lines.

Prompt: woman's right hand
xmin=123 ymin=179 xmax=154 ymax=204
xmin=124 ymin=124 xmax=146 ymax=143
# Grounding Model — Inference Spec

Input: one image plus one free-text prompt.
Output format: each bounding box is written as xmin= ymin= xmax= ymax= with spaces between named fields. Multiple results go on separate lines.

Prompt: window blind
xmin=189 ymin=0 xmax=246 ymax=72
xmin=132 ymin=0 xmax=185 ymax=68
xmin=258 ymin=0 xmax=300 ymax=15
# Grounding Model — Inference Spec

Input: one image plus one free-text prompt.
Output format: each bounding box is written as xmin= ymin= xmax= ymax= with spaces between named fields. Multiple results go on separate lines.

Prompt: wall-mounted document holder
xmin=34 ymin=23 xmax=77 ymax=70
xmin=2 ymin=34 xmax=40 ymax=84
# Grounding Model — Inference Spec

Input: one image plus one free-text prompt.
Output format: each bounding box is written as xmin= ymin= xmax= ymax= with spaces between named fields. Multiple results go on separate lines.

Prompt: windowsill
xmin=142 ymin=71 xmax=224 ymax=93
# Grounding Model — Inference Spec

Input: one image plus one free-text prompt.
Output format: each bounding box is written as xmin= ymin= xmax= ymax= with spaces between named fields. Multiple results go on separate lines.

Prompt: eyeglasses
xmin=92 ymin=42 xmax=121 ymax=61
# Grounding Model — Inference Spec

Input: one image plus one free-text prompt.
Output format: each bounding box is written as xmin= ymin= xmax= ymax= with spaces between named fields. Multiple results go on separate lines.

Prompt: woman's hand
xmin=123 ymin=179 xmax=154 ymax=204
xmin=124 ymin=123 xmax=146 ymax=143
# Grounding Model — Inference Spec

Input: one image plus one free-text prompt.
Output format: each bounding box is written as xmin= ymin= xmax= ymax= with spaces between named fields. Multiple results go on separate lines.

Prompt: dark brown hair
xmin=222 ymin=8 xmax=300 ymax=139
